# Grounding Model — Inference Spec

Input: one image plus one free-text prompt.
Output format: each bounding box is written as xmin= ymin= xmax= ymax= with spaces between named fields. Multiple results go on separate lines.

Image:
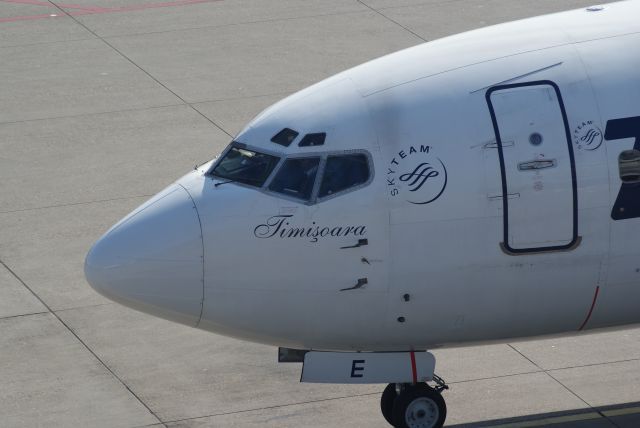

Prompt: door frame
xmin=485 ymin=80 xmax=579 ymax=254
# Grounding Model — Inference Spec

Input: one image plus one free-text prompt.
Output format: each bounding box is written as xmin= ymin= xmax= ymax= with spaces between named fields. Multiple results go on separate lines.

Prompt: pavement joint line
xmin=46 ymin=0 xmax=232 ymax=140
xmin=374 ymin=0 xmax=469 ymax=13
xmin=0 ymin=0 xmax=222 ymax=23
xmin=446 ymin=369 xmax=544 ymax=385
xmin=546 ymin=356 xmax=640 ymax=372
xmin=507 ymin=344 xmax=618 ymax=426
xmin=189 ymin=90 xmax=293 ymax=105
xmin=357 ymin=0 xmax=427 ymax=42
xmin=0 ymin=258 xmax=168 ymax=428
xmin=544 ymin=370 xmax=622 ymax=428
xmin=0 ymin=36 xmax=97 ymax=50
xmin=97 ymin=8 xmax=371 ymax=40
xmin=0 ymin=102 xmax=186 ymax=126
xmin=152 ymin=391 xmax=383 ymax=425
xmin=507 ymin=343 xmax=622 ymax=426
xmin=189 ymin=103 xmax=233 ymax=137
xmin=53 ymin=302 xmax=114 ymax=314
xmin=443 ymin=354 xmax=640 ymax=386
xmin=0 ymin=310 xmax=49 ymax=321
xmin=504 ymin=345 xmax=639 ymax=428
xmin=507 ymin=343 xmax=545 ymax=370
xmin=546 ymin=372 xmax=620 ymax=428
xmin=131 ymin=423 xmax=166 ymax=428
xmin=0 ymin=92 xmax=289 ymax=127
xmin=0 ymin=194 xmax=153 ymax=214
xmin=1 ymin=0 xmax=99 ymax=12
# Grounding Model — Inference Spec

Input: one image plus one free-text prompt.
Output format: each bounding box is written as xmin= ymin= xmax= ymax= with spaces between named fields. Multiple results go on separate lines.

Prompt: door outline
xmin=485 ymin=80 xmax=579 ymax=254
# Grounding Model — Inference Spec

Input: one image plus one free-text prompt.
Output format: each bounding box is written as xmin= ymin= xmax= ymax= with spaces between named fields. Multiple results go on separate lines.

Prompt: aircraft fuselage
xmin=85 ymin=1 xmax=640 ymax=353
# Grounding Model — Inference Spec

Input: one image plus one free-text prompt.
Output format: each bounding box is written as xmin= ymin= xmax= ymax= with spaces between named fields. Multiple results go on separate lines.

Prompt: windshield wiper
xmin=212 ymin=174 xmax=263 ymax=188
xmin=214 ymin=178 xmax=235 ymax=187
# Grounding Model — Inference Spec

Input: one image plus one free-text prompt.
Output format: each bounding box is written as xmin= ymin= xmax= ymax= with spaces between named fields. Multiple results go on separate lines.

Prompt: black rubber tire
xmin=380 ymin=383 xmax=397 ymax=425
xmin=392 ymin=383 xmax=447 ymax=428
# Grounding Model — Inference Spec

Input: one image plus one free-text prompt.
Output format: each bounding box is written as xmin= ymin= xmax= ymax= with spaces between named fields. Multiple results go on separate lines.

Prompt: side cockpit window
xmin=210 ymin=145 xmax=280 ymax=187
xmin=269 ymin=157 xmax=320 ymax=201
xmin=319 ymin=154 xmax=370 ymax=198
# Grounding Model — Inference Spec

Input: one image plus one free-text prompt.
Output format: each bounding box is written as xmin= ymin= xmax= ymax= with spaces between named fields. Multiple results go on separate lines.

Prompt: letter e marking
xmin=351 ymin=359 xmax=365 ymax=378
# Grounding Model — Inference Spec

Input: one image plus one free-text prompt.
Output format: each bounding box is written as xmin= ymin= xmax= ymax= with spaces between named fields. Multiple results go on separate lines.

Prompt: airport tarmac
xmin=1 ymin=0 xmax=639 ymax=427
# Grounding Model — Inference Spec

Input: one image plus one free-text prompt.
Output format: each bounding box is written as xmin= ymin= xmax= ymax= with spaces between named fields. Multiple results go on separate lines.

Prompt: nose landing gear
xmin=293 ymin=349 xmax=446 ymax=427
xmin=381 ymin=376 xmax=448 ymax=428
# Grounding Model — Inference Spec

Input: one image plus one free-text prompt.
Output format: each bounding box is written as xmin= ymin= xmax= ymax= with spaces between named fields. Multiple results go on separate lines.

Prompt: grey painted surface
xmin=1 ymin=0 xmax=637 ymax=427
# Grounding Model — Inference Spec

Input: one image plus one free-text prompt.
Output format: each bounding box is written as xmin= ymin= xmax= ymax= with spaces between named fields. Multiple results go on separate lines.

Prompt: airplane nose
xmin=85 ymin=184 xmax=203 ymax=326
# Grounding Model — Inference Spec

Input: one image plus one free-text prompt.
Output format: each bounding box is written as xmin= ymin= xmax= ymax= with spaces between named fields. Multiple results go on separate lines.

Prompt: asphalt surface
xmin=1 ymin=0 xmax=639 ymax=427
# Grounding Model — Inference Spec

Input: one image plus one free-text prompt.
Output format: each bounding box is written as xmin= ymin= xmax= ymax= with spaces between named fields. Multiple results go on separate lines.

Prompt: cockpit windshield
xmin=210 ymin=145 xmax=280 ymax=187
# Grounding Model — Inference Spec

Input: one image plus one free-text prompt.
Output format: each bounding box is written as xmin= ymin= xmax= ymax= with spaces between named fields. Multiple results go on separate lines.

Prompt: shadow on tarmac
xmin=447 ymin=401 xmax=640 ymax=427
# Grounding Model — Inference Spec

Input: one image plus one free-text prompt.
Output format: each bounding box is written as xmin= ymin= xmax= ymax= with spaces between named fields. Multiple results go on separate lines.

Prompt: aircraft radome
xmin=85 ymin=2 xmax=640 ymax=427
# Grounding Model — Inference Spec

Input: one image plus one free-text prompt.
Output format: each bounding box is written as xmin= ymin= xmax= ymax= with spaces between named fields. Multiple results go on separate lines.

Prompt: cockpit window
xmin=298 ymin=132 xmax=326 ymax=147
xmin=269 ymin=157 xmax=320 ymax=201
xmin=319 ymin=154 xmax=370 ymax=198
xmin=271 ymin=128 xmax=299 ymax=147
xmin=210 ymin=146 xmax=280 ymax=187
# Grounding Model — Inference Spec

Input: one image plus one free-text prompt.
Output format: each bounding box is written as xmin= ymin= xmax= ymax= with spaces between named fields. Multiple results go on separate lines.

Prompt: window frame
xmin=265 ymin=156 xmax=322 ymax=202
xmin=207 ymin=143 xmax=374 ymax=205
xmin=315 ymin=151 xmax=374 ymax=203
xmin=271 ymin=128 xmax=300 ymax=147
xmin=206 ymin=141 xmax=284 ymax=190
xmin=264 ymin=149 xmax=374 ymax=205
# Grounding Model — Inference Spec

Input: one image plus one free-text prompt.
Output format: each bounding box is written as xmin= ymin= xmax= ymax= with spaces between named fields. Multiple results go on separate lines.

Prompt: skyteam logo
xmin=573 ymin=121 xmax=603 ymax=151
xmin=387 ymin=145 xmax=448 ymax=205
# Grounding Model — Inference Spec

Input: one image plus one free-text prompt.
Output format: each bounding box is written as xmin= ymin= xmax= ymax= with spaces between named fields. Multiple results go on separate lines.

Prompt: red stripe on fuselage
xmin=579 ymin=285 xmax=600 ymax=331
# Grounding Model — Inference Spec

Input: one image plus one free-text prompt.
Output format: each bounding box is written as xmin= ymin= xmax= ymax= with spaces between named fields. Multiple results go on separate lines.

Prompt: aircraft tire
xmin=380 ymin=383 xmax=397 ymax=425
xmin=392 ymin=383 xmax=446 ymax=428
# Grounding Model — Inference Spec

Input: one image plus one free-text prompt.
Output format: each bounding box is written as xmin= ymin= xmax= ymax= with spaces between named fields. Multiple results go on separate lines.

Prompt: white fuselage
xmin=85 ymin=1 xmax=640 ymax=352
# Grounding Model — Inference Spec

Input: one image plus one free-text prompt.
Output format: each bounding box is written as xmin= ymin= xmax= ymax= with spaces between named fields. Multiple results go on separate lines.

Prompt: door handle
xmin=340 ymin=239 xmax=368 ymax=249
xmin=488 ymin=193 xmax=520 ymax=200
xmin=483 ymin=140 xmax=514 ymax=149
xmin=518 ymin=159 xmax=556 ymax=171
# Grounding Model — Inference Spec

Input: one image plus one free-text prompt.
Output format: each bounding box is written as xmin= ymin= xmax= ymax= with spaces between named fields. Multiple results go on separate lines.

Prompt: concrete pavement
xmin=1 ymin=0 xmax=638 ymax=427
